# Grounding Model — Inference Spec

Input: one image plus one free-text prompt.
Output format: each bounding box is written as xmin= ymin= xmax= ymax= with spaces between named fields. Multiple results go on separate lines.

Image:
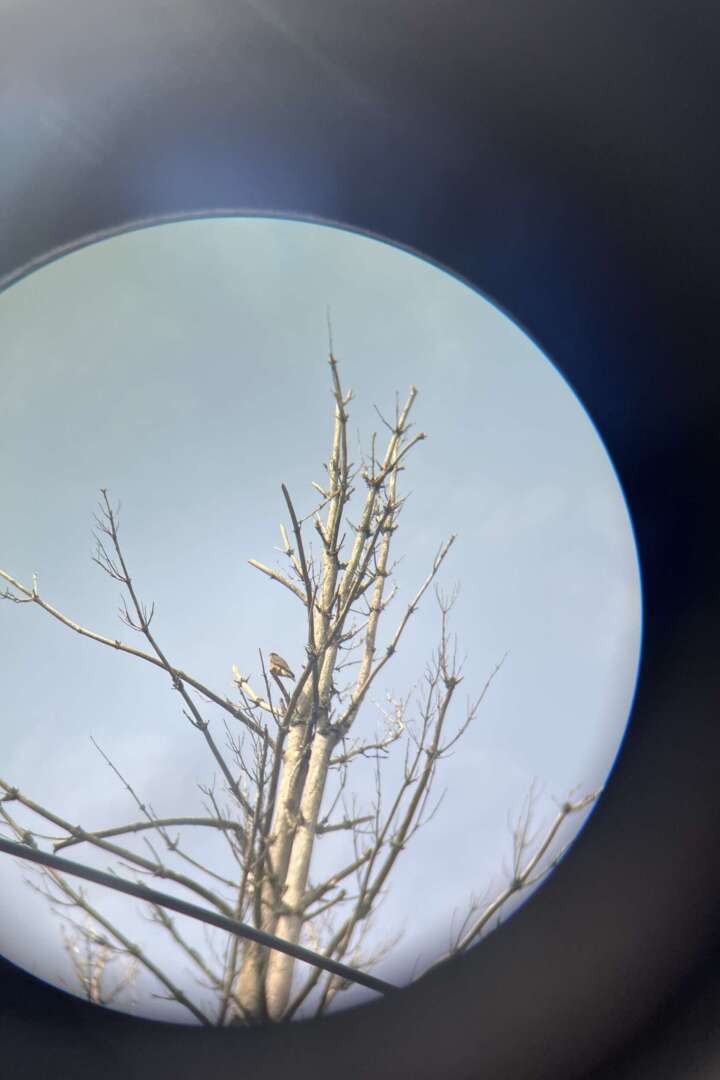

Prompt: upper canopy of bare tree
xmin=0 ymin=347 xmax=595 ymax=1026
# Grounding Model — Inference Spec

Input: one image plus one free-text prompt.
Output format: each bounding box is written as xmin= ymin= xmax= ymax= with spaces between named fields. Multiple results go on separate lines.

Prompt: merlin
xmin=269 ymin=652 xmax=295 ymax=681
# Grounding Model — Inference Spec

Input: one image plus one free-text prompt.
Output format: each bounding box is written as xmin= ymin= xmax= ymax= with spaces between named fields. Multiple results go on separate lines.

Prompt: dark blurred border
xmin=1 ymin=3 xmax=718 ymax=1077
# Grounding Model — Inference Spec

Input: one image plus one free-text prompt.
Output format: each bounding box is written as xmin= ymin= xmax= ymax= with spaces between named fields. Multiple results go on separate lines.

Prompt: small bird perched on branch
xmin=269 ymin=652 xmax=295 ymax=681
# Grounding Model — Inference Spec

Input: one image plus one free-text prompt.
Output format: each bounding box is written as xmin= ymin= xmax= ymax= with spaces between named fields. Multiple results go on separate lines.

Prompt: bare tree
xmin=0 ymin=345 xmax=597 ymax=1025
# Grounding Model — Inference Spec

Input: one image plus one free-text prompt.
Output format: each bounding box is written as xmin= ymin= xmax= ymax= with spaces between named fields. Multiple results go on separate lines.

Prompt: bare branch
xmin=281 ymin=482 xmax=320 ymax=716
xmin=301 ymin=849 xmax=373 ymax=910
xmin=315 ymin=815 xmax=374 ymax=836
xmin=0 ymin=566 xmax=268 ymax=740
xmin=0 ymin=778 xmax=235 ymax=916
xmin=335 ymin=535 xmax=456 ymax=736
xmin=420 ymin=789 xmax=599 ymax=975
xmin=0 ymin=806 xmax=212 ymax=1023
xmin=232 ymin=665 xmax=277 ymax=718
xmin=55 ymin=816 xmax=245 ymax=853
xmin=247 ymin=559 xmax=307 ymax=604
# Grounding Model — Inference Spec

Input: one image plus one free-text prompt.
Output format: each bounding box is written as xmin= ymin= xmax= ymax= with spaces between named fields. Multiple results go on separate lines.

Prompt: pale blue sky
xmin=0 ymin=216 xmax=642 ymax=1021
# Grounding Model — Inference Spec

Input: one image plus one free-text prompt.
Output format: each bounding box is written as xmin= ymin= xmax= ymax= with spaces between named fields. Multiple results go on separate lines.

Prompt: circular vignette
xmin=0 ymin=213 xmax=642 ymax=1024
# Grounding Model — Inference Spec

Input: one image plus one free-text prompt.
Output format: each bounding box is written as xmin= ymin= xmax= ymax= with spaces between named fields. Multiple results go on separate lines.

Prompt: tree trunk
xmin=265 ymin=726 xmax=338 ymax=1019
